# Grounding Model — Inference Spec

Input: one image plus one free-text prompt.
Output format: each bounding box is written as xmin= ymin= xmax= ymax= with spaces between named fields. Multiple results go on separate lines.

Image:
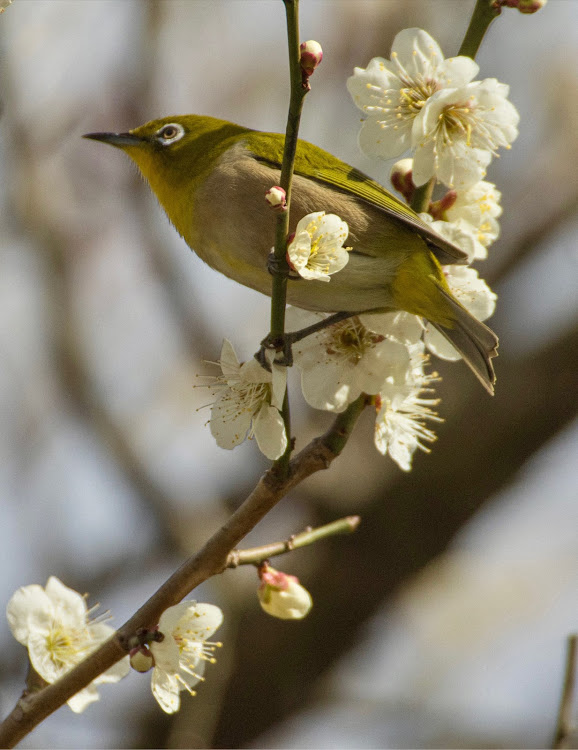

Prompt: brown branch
xmin=0 ymin=396 xmax=367 ymax=748
xmin=553 ymin=634 xmax=578 ymax=749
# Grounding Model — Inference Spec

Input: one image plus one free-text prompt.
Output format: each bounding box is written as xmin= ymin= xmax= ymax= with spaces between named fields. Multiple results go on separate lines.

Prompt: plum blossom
xmin=258 ymin=565 xmax=313 ymax=620
xmin=348 ymin=29 xmax=519 ymax=189
xmin=149 ymin=602 xmax=223 ymax=714
xmin=444 ymin=180 xmax=502 ymax=255
xmin=209 ymin=339 xmax=287 ymax=460
xmin=287 ymin=307 xmax=411 ymax=412
xmin=287 ymin=212 xmax=350 ymax=281
xmin=412 ymin=78 xmax=519 ymax=188
xmin=374 ymin=387 xmax=442 ymax=471
xmin=347 ymin=28 xmax=479 ymax=161
xmin=6 ymin=577 xmax=129 ymax=713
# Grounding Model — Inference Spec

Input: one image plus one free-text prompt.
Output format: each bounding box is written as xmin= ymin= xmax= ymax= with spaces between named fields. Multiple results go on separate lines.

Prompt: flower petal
xmin=6 ymin=584 xmax=51 ymax=645
xmin=67 ymin=685 xmax=101 ymax=714
xmin=219 ymin=339 xmax=241 ymax=380
xmin=151 ymin=667 xmax=181 ymax=714
xmin=254 ymin=404 xmax=287 ymax=460
xmin=270 ymin=364 xmax=287 ymax=411
xmin=391 ymin=28 xmax=444 ymax=78
xmin=359 ymin=115 xmax=412 ymax=160
xmin=210 ymin=391 xmax=253 ymax=449
xmin=300 ymin=359 xmax=355 ymax=412
xmin=44 ymin=577 xmax=87 ymax=629
xmin=424 ymin=326 xmax=461 ymax=361
xmin=359 ymin=311 xmax=423 ymax=345
xmin=182 ymin=602 xmax=224 ymax=640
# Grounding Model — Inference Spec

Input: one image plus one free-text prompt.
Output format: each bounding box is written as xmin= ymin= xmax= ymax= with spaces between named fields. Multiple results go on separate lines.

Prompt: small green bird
xmin=84 ymin=114 xmax=498 ymax=393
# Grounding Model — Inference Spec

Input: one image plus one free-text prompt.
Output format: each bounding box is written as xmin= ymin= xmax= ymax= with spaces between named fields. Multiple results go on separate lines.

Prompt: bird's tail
xmin=430 ymin=282 xmax=499 ymax=395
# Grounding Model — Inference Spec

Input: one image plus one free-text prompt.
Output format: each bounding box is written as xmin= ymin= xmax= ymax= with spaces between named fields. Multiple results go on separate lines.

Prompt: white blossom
xmin=287 ymin=212 xmax=350 ymax=281
xmin=347 ymin=28 xmax=479 ymax=161
xmin=445 ymin=180 xmax=502 ymax=255
xmin=374 ymin=387 xmax=442 ymax=471
xmin=258 ymin=566 xmax=313 ymax=620
xmin=150 ymin=602 xmax=223 ymax=714
xmin=419 ymin=211 xmax=481 ymax=262
xmin=209 ymin=339 xmax=287 ymax=460
xmin=287 ymin=308 xmax=411 ymax=412
xmin=424 ymin=266 xmax=497 ymax=361
xmin=412 ymin=78 xmax=519 ymax=188
xmin=6 ymin=577 xmax=129 ymax=713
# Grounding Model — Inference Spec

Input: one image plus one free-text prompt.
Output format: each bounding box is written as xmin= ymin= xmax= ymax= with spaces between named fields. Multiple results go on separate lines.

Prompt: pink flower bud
xmin=257 ymin=564 xmax=313 ymax=620
xmin=299 ymin=40 xmax=323 ymax=76
xmin=265 ymin=186 xmax=287 ymax=212
xmin=429 ymin=189 xmax=457 ymax=220
xmin=129 ymin=645 xmax=154 ymax=673
xmin=390 ymin=158 xmax=415 ymax=203
xmin=516 ymin=0 xmax=547 ymax=12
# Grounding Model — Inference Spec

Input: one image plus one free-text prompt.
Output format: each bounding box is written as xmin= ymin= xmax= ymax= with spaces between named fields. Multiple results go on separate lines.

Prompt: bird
xmin=84 ymin=114 xmax=498 ymax=393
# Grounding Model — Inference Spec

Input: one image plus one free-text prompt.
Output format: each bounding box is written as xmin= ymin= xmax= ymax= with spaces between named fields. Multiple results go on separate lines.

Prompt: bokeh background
xmin=0 ymin=0 xmax=576 ymax=747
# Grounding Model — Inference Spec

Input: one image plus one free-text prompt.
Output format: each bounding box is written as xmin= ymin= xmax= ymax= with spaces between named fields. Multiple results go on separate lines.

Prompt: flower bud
xmin=129 ymin=646 xmax=154 ymax=673
xmin=265 ymin=186 xmax=287 ymax=212
xmin=299 ymin=40 xmax=323 ymax=76
xmin=257 ymin=564 xmax=313 ymax=620
xmin=390 ymin=158 xmax=415 ymax=203
xmin=516 ymin=0 xmax=547 ymax=12
xmin=0 ymin=0 xmax=13 ymax=12
xmin=428 ymin=189 xmax=457 ymax=220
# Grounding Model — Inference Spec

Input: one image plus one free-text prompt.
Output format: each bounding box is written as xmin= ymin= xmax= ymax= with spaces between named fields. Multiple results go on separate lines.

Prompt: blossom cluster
xmin=205 ymin=28 xmax=513 ymax=472
xmin=6 ymin=577 xmax=223 ymax=715
xmin=347 ymin=28 xmax=519 ymax=189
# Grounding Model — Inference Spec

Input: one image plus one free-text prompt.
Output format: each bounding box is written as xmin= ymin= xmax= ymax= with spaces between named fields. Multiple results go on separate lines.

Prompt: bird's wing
xmin=247 ymin=133 xmax=469 ymax=266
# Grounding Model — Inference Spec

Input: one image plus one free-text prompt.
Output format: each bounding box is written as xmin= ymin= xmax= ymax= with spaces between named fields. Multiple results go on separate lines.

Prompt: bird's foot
xmin=267 ymin=250 xmax=301 ymax=280
xmin=255 ymin=311 xmax=356 ymax=371
xmin=255 ymin=333 xmax=294 ymax=370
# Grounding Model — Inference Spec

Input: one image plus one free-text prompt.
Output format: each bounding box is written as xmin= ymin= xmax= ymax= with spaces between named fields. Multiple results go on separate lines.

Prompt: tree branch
xmin=227 ymin=515 xmax=361 ymax=567
xmin=0 ymin=396 xmax=366 ymax=748
xmin=553 ymin=634 xmax=578 ymax=749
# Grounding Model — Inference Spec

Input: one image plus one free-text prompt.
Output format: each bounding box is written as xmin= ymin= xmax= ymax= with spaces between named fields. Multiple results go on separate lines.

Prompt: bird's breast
xmin=185 ymin=141 xmax=416 ymax=312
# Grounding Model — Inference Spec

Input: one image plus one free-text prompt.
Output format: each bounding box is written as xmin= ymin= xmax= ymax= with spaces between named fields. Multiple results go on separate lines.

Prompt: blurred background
xmin=0 ymin=0 xmax=576 ymax=747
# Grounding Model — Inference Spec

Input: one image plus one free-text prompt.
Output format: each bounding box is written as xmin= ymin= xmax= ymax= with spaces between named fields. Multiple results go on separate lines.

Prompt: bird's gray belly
xmin=189 ymin=145 xmax=402 ymax=312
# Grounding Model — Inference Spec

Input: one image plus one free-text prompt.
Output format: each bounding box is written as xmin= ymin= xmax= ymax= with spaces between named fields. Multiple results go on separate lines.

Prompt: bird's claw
xmin=255 ymin=333 xmax=295 ymax=370
xmin=267 ymin=251 xmax=301 ymax=280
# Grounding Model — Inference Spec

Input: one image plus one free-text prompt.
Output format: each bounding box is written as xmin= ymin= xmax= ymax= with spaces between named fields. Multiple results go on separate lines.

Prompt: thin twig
xmin=458 ymin=0 xmax=501 ymax=58
xmin=0 ymin=396 xmax=367 ymax=748
xmin=553 ymin=634 xmax=578 ymax=749
xmin=227 ymin=515 xmax=361 ymax=567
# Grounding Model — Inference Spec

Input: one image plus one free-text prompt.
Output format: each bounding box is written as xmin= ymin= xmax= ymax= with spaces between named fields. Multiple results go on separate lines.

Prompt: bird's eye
xmin=156 ymin=123 xmax=185 ymax=145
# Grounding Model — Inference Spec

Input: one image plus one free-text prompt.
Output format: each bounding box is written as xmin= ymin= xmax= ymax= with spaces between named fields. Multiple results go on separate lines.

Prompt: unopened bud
xmin=496 ymin=0 xmax=546 ymax=10
xmin=390 ymin=158 xmax=415 ymax=203
xmin=516 ymin=0 xmax=547 ymax=12
xmin=265 ymin=186 xmax=287 ymax=212
xmin=0 ymin=0 xmax=13 ymax=12
xmin=129 ymin=646 xmax=154 ymax=673
xmin=299 ymin=40 xmax=323 ymax=76
xmin=257 ymin=564 xmax=313 ymax=620
xmin=429 ymin=189 xmax=457 ymax=220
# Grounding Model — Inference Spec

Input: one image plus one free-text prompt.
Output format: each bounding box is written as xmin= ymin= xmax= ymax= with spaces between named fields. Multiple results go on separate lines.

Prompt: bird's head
xmin=83 ymin=114 xmax=248 ymax=216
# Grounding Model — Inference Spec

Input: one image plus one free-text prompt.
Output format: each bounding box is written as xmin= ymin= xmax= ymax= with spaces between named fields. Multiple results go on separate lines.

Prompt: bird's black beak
xmin=82 ymin=131 xmax=143 ymax=148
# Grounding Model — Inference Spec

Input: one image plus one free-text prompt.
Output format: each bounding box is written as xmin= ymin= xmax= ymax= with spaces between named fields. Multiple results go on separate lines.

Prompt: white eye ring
xmin=156 ymin=123 xmax=185 ymax=145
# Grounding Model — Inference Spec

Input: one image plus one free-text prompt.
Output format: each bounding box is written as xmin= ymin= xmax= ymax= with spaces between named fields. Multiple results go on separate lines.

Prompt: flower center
xmin=171 ymin=629 xmax=222 ymax=695
xmin=363 ymin=54 xmax=440 ymax=129
xmin=325 ymin=318 xmax=384 ymax=364
xmin=45 ymin=624 xmax=92 ymax=669
xmin=437 ymin=100 xmax=475 ymax=147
